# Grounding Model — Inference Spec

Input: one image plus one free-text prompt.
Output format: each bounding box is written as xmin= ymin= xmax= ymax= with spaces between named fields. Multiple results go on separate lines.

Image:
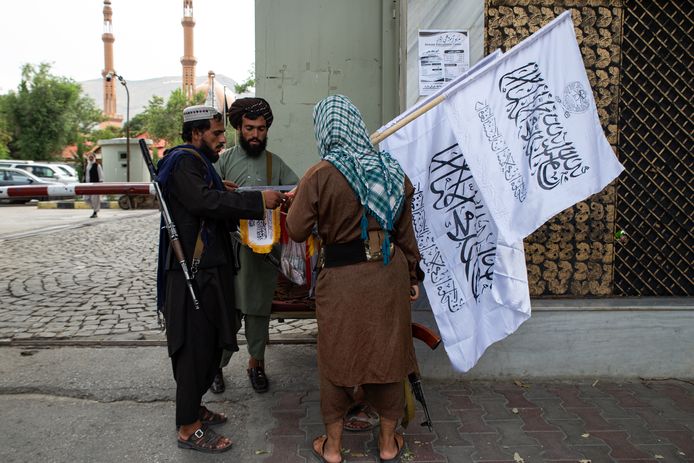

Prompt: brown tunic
xmin=286 ymin=160 xmax=420 ymax=386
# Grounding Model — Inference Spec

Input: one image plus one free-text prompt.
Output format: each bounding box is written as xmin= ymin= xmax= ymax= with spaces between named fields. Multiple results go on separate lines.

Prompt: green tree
xmin=138 ymin=88 xmax=205 ymax=147
xmin=234 ymin=66 xmax=255 ymax=94
xmin=0 ymin=95 xmax=11 ymax=159
xmin=3 ymin=63 xmax=102 ymax=160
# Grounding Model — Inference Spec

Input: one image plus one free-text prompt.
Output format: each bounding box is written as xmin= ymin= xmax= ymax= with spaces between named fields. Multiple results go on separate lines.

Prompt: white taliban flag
xmin=443 ymin=11 xmax=624 ymax=243
xmin=380 ymin=101 xmax=531 ymax=373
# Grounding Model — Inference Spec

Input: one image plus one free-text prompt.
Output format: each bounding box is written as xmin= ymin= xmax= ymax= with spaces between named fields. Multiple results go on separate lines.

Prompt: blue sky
xmin=0 ymin=0 xmax=255 ymax=93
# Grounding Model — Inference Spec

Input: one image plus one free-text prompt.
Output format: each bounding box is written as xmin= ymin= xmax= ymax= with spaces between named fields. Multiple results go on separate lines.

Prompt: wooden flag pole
xmin=369 ymin=94 xmax=446 ymax=146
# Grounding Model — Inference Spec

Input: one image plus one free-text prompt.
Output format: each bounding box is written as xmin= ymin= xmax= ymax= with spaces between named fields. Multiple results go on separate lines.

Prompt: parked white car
xmin=0 ymin=167 xmax=62 ymax=203
xmin=12 ymin=162 xmax=78 ymax=184
xmin=51 ymin=163 xmax=79 ymax=179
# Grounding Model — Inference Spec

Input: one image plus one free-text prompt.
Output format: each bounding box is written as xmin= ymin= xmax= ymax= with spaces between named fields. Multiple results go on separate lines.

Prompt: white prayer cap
xmin=182 ymin=105 xmax=220 ymax=123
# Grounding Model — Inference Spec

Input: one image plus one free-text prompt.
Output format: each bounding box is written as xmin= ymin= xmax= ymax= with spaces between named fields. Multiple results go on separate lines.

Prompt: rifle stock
xmin=139 ymin=139 xmax=201 ymax=310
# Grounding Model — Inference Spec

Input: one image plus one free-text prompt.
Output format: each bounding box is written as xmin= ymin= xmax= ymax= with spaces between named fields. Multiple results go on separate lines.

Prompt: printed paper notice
xmin=418 ymin=30 xmax=470 ymax=96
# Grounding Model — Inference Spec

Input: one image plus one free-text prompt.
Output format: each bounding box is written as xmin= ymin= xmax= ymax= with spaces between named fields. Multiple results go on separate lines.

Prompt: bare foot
xmin=379 ymin=432 xmax=404 ymax=461
xmin=312 ymin=435 xmax=342 ymax=463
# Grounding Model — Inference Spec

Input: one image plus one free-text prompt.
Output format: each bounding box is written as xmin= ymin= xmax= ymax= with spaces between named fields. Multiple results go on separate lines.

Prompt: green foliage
xmin=66 ymin=94 xmax=104 ymax=145
xmin=234 ymin=65 xmax=255 ymax=94
xmin=2 ymin=63 xmax=103 ymax=160
xmin=137 ymin=88 xmax=205 ymax=147
xmin=88 ymin=125 xmax=123 ymax=142
xmin=128 ymin=112 xmax=147 ymax=136
xmin=0 ymin=95 xmax=11 ymax=159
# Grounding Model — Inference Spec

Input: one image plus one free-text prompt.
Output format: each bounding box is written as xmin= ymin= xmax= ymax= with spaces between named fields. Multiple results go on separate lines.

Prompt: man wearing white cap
xmin=156 ymin=105 xmax=285 ymax=453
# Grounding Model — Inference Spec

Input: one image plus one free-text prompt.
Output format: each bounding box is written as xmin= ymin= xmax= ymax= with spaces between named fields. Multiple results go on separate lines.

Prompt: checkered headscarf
xmin=313 ymin=94 xmax=405 ymax=234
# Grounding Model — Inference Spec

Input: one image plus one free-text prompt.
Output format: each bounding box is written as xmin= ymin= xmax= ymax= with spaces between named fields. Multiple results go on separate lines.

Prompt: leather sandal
xmin=199 ymin=405 xmax=227 ymax=426
xmin=247 ymin=366 xmax=269 ymax=393
xmin=379 ymin=433 xmax=405 ymax=462
xmin=210 ymin=368 xmax=225 ymax=394
xmin=177 ymin=424 xmax=232 ymax=454
xmin=311 ymin=435 xmax=344 ymax=463
xmin=344 ymin=402 xmax=380 ymax=432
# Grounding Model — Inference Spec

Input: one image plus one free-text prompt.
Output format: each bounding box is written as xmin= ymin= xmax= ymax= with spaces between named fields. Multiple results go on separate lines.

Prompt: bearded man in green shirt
xmin=211 ymin=98 xmax=299 ymax=394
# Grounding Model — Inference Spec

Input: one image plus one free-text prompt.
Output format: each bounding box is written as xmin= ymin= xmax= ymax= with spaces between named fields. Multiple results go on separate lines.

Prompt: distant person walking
xmin=84 ymin=154 xmax=104 ymax=218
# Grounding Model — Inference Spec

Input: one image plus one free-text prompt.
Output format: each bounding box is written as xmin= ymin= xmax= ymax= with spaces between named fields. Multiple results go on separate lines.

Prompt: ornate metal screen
xmin=615 ymin=0 xmax=693 ymax=295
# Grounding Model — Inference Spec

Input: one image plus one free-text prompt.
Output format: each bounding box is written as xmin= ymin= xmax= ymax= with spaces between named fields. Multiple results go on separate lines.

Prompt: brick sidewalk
xmin=263 ymin=379 xmax=693 ymax=463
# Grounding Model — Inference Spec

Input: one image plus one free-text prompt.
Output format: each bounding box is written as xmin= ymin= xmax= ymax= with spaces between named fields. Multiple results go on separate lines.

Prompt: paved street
xmin=0 ymin=345 xmax=693 ymax=463
xmin=0 ymin=205 xmax=692 ymax=462
xmin=0 ymin=205 xmax=317 ymax=343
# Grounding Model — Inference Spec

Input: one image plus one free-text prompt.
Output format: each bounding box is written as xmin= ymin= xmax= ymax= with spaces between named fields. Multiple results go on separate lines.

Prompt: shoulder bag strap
xmin=266 ymin=150 xmax=273 ymax=183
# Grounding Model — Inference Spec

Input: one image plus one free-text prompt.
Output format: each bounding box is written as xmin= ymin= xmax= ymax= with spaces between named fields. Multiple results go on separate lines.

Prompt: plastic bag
xmin=280 ymin=239 xmax=306 ymax=285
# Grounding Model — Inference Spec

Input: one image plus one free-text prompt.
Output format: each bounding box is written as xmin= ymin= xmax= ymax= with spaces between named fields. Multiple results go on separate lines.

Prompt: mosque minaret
xmin=101 ymin=0 xmax=118 ymax=118
xmin=181 ymin=0 xmax=197 ymax=100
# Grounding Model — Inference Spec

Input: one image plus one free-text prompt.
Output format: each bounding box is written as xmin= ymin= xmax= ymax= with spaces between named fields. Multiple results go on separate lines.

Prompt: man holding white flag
xmin=442 ymin=11 xmax=624 ymax=244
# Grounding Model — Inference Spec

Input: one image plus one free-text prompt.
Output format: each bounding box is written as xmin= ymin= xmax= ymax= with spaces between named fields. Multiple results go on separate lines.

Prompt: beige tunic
xmin=286 ymin=160 xmax=420 ymax=386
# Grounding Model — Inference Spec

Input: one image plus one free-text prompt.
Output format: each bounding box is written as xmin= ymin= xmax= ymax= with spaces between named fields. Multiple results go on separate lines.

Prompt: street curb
xmin=37 ymin=200 xmax=120 ymax=209
xmin=0 ymin=336 xmax=317 ymax=348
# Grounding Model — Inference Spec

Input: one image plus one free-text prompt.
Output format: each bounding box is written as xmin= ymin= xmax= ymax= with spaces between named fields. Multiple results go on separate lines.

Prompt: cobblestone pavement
xmin=0 ymin=211 xmax=317 ymax=342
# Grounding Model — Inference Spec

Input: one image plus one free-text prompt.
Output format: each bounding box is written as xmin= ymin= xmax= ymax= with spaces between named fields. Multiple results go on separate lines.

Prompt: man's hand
xmin=283 ymin=188 xmax=296 ymax=207
xmin=223 ymin=180 xmax=239 ymax=191
xmin=409 ymin=284 xmax=420 ymax=302
xmin=263 ymin=190 xmax=286 ymax=209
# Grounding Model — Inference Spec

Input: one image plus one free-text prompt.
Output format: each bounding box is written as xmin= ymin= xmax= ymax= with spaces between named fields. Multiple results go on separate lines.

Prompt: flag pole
xmin=368 ymin=49 xmax=505 ymax=147
xmin=370 ymin=94 xmax=445 ymax=146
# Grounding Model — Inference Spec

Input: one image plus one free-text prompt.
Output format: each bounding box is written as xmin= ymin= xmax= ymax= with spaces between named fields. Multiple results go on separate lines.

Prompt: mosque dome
xmin=195 ymin=71 xmax=237 ymax=112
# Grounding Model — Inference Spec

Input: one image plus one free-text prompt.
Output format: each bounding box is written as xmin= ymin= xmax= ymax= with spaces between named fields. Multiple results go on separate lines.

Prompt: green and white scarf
xmin=313 ymin=95 xmax=405 ymax=263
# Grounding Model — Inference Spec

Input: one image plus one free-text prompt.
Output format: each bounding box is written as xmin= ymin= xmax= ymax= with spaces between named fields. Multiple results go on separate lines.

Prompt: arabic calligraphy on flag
xmin=443 ymin=11 xmax=624 ymax=243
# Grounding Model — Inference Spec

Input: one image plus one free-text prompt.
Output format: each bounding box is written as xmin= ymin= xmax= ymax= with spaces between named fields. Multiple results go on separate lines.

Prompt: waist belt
xmin=323 ymin=238 xmax=394 ymax=268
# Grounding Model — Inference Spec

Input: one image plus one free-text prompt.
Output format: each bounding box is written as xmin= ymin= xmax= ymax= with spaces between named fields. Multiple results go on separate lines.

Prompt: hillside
xmin=79 ymin=74 xmax=238 ymax=119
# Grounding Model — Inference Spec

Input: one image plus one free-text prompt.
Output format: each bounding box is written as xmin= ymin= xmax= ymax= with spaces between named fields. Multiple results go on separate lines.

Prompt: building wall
xmin=255 ymin=0 xmax=400 ymax=176
xmin=405 ymin=0 xmax=485 ymax=107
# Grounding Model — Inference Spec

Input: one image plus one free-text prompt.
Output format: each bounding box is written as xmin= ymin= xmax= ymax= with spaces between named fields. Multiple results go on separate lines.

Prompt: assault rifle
xmin=410 ymin=322 xmax=438 ymax=431
xmin=139 ymin=139 xmax=201 ymax=310
xmin=408 ymin=371 xmax=434 ymax=431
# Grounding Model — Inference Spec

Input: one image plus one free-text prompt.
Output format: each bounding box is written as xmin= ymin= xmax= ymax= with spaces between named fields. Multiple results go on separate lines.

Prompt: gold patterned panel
xmin=485 ymin=0 xmax=623 ymax=296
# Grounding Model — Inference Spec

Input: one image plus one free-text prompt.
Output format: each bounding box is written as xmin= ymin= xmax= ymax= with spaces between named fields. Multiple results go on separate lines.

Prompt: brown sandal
xmin=379 ymin=433 xmax=405 ymax=462
xmin=199 ymin=405 xmax=227 ymax=425
xmin=311 ymin=435 xmax=344 ymax=463
xmin=177 ymin=424 xmax=232 ymax=453
xmin=343 ymin=402 xmax=380 ymax=432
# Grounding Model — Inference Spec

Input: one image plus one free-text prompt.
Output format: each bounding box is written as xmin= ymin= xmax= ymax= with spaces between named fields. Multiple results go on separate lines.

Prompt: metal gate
xmin=615 ymin=0 xmax=693 ymax=295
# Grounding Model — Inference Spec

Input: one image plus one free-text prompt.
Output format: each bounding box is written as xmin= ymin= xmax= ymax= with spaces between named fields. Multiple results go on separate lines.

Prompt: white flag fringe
xmin=379 ymin=102 xmax=531 ymax=373
xmin=442 ymin=11 xmax=624 ymax=243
